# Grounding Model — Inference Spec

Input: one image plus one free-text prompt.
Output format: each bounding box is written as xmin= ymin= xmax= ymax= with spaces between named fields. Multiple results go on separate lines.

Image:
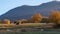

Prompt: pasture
xmin=0 ymin=31 xmax=60 ymax=34
xmin=0 ymin=23 xmax=59 ymax=34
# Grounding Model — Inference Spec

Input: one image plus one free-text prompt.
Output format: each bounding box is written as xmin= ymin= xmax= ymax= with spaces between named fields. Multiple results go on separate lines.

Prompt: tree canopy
xmin=49 ymin=10 xmax=60 ymax=24
xmin=31 ymin=13 xmax=42 ymax=23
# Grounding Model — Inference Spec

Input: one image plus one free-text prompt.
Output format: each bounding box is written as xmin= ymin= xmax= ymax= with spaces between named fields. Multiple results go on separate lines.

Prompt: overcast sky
xmin=0 ymin=0 xmax=60 ymax=15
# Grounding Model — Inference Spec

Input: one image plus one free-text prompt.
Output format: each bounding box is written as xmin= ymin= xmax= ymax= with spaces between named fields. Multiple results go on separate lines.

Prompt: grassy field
xmin=0 ymin=31 xmax=60 ymax=34
xmin=0 ymin=23 xmax=59 ymax=34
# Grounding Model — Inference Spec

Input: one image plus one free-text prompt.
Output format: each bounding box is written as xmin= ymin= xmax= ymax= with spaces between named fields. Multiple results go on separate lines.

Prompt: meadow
xmin=0 ymin=31 xmax=60 ymax=34
xmin=0 ymin=23 xmax=60 ymax=34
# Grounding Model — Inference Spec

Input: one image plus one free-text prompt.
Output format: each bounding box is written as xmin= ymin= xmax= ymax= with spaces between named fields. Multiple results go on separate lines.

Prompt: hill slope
xmin=0 ymin=1 xmax=60 ymax=21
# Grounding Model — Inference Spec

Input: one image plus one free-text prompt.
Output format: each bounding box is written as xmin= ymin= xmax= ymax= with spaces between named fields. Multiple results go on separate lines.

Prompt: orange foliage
xmin=21 ymin=19 xmax=28 ymax=23
xmin=3 ymin=19 xmax=10 ymax=24
xmin=49 ymin=10 xmax=60 ymax=24
xmin=31 ymin=13 xmax=42 ymax=23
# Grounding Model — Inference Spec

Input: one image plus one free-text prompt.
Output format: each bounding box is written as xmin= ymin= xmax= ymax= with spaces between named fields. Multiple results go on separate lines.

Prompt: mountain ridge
xmin=0 ymin=1 xmax=60 ymax=21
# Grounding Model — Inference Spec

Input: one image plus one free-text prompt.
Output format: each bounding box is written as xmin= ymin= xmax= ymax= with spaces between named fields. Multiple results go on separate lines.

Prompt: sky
xmin=0 ymin=0 xmax=60 ymax=15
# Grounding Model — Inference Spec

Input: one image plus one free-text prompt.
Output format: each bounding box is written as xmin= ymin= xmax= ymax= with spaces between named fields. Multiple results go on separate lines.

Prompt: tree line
xmin=0 ymin=10 xmax=60 ymax=28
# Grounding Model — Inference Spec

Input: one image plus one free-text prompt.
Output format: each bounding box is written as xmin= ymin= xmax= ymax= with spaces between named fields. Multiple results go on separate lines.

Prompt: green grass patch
xmin=0 ymin=31 xmax=60 ymax=34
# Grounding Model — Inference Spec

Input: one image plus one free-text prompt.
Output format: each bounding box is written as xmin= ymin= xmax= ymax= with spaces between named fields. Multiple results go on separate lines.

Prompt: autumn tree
xmin=3 ymin=19 xmax=10 ymax=24
xmin=41 ymin=17 xmax=49 ymax=23
xmin=21 ymin=19 xmax=28 ymax=24
xmin=14 ymin=20 xmax=21 ymax=25
xmin=31 ymin=13 xmax=42 ymax=23
xmin=48 ymin=10 xmax=60 ymax=28
xmin=14 ymin=19 xmax=28 ymax=25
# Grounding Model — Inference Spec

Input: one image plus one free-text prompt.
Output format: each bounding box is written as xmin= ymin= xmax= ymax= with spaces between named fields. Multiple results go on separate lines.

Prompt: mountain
xmin=0 ymin=1 xmax=60 ymax=21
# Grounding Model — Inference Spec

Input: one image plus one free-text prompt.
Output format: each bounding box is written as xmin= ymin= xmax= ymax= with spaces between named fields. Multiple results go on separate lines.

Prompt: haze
xmin=0 ymin=0 xmax=60 ymax=15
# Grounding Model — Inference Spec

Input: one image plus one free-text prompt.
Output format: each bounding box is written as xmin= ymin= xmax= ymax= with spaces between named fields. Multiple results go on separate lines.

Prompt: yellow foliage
xmin=49 ymin=10 xmax=60 ymax=24
xmin=31 ymin=13 xmax=42 ymax=23
xmin=3 ymin=19 xmax=10 ymax=24
xmin=21 ymin=19 xmax=27 ymax=23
